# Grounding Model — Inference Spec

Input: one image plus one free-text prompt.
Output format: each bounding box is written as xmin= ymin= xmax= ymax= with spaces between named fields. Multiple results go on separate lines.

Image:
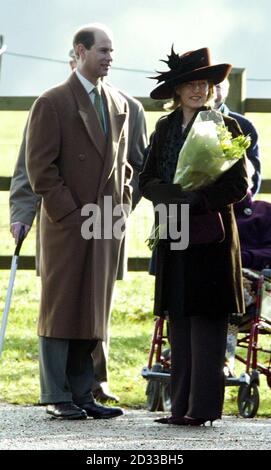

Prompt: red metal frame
xmin=235 ymin=273 xmax=271 ymax=385
xmin=147 ymin=272 xmax=271 ymax=389
xmin=147 ymin=317 xmax=168 ymax=369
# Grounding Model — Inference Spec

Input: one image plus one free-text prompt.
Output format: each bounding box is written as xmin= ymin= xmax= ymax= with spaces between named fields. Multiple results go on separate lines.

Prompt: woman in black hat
xmin=139 ymin=47 xmax=248 ymax=426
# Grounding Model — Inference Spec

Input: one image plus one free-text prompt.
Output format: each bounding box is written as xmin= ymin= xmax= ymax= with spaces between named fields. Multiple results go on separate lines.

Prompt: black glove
xmin=150 ymin=184 xmax=206 ymax=217
xmin=177 ymin=190 xmax=203 ymax=211
xmin=150 ymin=183 xmax=184 ymax=205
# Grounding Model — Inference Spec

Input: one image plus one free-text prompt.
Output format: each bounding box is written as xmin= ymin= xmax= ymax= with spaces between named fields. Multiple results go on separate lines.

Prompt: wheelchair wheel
xmin=146 ymin=364 xmax=162 ymax=412
xmin=237 ymin=382 xmax=260 ymax=418
xmin=160 ymin=382 xmax=171 ymax=412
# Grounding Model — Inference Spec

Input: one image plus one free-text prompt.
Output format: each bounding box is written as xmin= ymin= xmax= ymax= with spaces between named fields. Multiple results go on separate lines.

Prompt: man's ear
xmin=75 ymin=43 xmax=85 ymax=60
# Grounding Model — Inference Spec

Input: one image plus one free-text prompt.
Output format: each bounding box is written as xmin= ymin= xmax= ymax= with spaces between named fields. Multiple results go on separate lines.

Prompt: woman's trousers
xmin=169 ymin=314 xmax=228 ymax=419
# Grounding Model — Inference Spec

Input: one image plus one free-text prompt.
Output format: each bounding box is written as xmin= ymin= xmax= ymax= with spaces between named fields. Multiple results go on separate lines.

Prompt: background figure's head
xmin=214 ymin=78 xmax=230 ymax=109
xmin=72 ymin=23 xmax=114 ymax=84
xmin=68 ymin=48 xmax=76 ymax=71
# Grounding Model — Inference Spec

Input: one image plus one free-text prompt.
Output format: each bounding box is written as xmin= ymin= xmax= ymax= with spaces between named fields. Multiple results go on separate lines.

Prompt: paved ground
xmin=0 ymin=403 xmax=270 ymax=450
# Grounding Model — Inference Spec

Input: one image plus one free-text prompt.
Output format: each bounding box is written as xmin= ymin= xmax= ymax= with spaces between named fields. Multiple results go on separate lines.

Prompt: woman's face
xmin=175 ymin=80 xmax=209 ymax=111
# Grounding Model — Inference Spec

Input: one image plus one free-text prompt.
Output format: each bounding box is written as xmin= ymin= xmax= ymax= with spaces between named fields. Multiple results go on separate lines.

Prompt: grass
xmin=0 ymin=271 xmax=155 ymax=407
xmin=0 ymin=270 xmax=270 ymax=416
xmin=0 ymin=111 xmax=270 ymax=416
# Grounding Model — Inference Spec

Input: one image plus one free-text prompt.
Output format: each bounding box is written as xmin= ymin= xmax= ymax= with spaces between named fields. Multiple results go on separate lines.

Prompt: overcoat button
xmin=78 ymin=154 xmax=86 ymax=161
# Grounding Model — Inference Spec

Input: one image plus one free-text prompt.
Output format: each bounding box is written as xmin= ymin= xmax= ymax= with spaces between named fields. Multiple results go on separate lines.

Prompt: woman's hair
xmin=165 ymin=81 xmax=215 ymax=111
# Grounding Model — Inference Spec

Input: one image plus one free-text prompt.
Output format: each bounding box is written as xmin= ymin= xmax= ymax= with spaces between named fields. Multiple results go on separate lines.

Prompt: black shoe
xmin=46 ymin=402 xmax=87 ymax=420
xmin=79 ymin=401 xmax=123 ymax=419
xmin=183 ymin=415 xmax=218 ymax=426
xmin=155 ymin=416 xmax=187 ymax=425
xmin=93 ymin=387 xmax=120 ymax=403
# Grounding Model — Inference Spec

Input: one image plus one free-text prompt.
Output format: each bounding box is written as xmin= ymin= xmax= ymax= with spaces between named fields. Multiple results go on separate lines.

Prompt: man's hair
xmin=73 ymin=29 xmax=95 ymax=51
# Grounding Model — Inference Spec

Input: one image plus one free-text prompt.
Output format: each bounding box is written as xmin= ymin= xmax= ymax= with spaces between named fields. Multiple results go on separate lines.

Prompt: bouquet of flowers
xmin=147 ymin=110 xmax=250 ymax=250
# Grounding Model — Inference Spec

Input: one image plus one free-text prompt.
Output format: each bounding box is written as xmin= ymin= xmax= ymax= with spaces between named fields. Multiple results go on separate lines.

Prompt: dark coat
xmin=26 ymin=73 xmax=132 ymax=340
xmin=139 ymin=109 xmax=248 ymax=318
xmin=9 ymin=122 xmax=41 ymax=274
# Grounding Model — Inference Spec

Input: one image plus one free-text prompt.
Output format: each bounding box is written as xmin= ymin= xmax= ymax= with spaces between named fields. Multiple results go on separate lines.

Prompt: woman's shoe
xmin=154 ymin=416 xmax=187 ymax=425
xmin=154 ymin=416 xmax=172 ymax=424
xmin=183 ymin=415 xmax=217 ymax=426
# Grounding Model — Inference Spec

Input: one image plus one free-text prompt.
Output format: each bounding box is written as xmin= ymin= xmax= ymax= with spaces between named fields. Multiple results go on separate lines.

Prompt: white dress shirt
xmin=75 ymin=70 xmax=107 ymax=132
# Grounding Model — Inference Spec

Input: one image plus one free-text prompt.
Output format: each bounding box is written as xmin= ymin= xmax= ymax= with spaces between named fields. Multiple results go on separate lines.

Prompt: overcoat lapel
xmin=97 ymin=84 xmax=127 ymax=197
xmin=68 ymin=73 xmax=106 ymax=159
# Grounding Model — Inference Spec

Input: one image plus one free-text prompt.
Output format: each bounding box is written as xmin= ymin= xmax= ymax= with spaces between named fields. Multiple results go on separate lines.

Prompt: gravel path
xmin=0 ymin=403 xmax=270 ymax=450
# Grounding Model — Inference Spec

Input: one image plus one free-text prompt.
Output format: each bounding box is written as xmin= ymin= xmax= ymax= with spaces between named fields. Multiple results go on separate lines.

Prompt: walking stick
xmin=0 ymin=226 xmax=25 ymax=357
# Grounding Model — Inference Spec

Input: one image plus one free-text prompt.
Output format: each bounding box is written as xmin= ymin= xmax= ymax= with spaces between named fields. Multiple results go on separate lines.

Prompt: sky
xmin=0 ymin=0 xmax=271 ymax=98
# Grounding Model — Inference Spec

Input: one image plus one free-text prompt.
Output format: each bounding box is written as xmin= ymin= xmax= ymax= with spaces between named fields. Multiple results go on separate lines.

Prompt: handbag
xmin=190 ymin=211 xmax=225 ymax=245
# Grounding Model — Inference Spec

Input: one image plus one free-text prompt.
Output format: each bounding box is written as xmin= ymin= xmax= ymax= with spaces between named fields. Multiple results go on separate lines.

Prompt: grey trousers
xmin=39 ymin=336 xmax=98 ymax=405
xmin=169 ymin=314 xmax=228 ymax=420
xmin=92 ymin=341 xmax=108 ymax=389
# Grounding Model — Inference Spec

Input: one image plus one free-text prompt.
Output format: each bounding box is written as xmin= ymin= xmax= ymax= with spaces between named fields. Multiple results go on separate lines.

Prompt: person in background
xmin=215 ymin=78 xmax=260 ymax=195
xmin=10 ymin=46 xmax=147 ymax=404
xmin=25 ymin=23 xmax=132 ymax=420
xmin=139 ymin=46 xmax=248 ymax=426
xmin=236 ymin=191 xmax=271 ymax=271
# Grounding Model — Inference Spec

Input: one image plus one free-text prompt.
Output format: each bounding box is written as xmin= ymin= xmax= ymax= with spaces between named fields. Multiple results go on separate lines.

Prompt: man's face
xmin=78 ymin=29 xmax=113 ymax=83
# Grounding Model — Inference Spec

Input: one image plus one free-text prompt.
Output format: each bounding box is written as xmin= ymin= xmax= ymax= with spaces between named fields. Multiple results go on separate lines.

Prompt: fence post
xmin=227 ymin=67 xmax=246 ymax=114
xmin=0 ymin=35 xmax=4 ymax=78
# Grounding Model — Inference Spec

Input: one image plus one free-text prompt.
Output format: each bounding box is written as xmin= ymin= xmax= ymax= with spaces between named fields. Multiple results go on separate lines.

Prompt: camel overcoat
xmin=26 ymin=72 xmax=132 ymax=340
xmin=10 ymin=91 xmax=147 ymax=279
xmin=139 ymin=110 xmax=248 ymax=318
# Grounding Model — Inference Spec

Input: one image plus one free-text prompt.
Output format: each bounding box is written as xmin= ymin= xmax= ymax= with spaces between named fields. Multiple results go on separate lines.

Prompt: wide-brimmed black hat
xmin=150 ymin=46 xmax=232 ymax=100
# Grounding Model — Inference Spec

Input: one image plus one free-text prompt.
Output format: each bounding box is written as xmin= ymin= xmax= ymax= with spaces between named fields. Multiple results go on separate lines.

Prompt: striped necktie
xmin=92 ymin=87 xmax=105 ymax=132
